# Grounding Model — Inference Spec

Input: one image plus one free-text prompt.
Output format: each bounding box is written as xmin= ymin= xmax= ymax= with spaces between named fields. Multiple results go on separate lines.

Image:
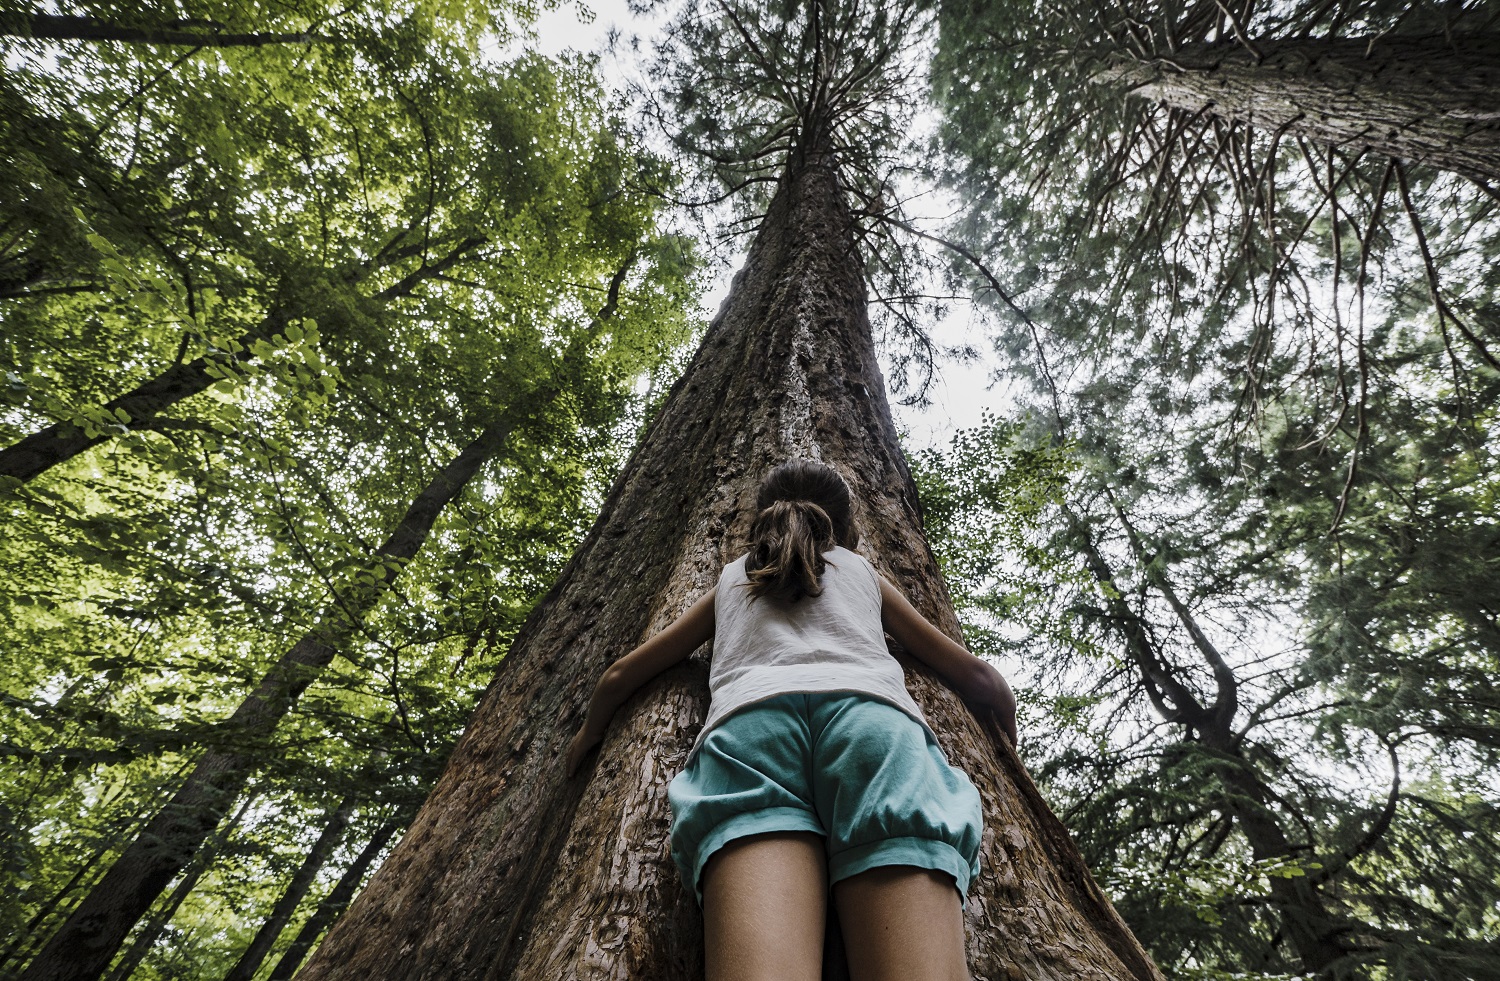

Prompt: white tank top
xmin=691 ymin=546 xmax=933 ymax=758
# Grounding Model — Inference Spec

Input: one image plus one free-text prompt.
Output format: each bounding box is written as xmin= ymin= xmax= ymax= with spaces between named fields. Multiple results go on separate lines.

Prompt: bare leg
xmin=701 ymin=832 xmax=827 ymax=981
xmin=834 ymin=866 xmax=969 ymax=981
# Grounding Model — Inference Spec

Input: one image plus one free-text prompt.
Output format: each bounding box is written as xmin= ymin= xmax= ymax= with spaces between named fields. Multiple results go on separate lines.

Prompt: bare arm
xmin=878 ymin=577 xmax=1018 ymax=747
xmin=566 ymin=589 xmax=717 ymax=775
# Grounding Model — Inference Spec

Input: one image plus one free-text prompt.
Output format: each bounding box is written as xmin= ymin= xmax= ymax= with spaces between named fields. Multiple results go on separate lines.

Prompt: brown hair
xmin=744 ymin=461 xmax=855 ymax=603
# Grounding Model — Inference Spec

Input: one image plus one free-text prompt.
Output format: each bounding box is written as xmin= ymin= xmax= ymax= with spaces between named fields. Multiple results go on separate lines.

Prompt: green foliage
xmin=925 ymin=0 xmax=1500 ymax=975
xmin=908 ymin=413 xmax=1092 ymax=661
xmin=646 ymin=0 xmax=929 ymax=202
xmin=915 ymin=360 xmax=1500 ymax=977
xmin=0 ymin=2 xmax=700 ymax=976
xmin=6 ymin=0 xmax=1499 ymax=978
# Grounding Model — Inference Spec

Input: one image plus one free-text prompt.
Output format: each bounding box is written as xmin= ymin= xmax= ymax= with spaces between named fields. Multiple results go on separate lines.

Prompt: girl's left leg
xmin=701 ymin=831 xmax=827 ymax=981
xmin=833 ymin=865 xmax=969 ymax=981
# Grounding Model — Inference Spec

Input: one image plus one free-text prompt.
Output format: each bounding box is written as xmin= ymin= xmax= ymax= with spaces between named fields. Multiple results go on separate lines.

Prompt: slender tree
xmin=100 ymin=791 xmax=262 ymax=981
xmin=220 ymin=797 xmax=357 ymax=981
xmin=13 ymin=245 xmax=666 ymax=977
xmin=264 ymin=817 xmax=405 ymax=981
xmin=910 ymin=367 xmax=1500 ymax=977
xmin=0 ymin=239 xmax=481 ymax=484
xmin=0 ymin=801 xmax=155 ymax=974
xmin=17 ymin=413 xmax=518 ymax=981
xmin=1069 ymin=513 xmax=1349 ymax=973
xmin=3 ymin=7 xmax=696 ymax=970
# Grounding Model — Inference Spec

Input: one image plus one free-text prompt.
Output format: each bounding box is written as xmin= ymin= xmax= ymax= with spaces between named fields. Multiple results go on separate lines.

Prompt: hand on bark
xmin=566 ymin=726 xmax=601 ymax=777
xmin=999 ymin=706 xmax=1019 ymax=750
xmin=977 ymin=672 xmax=1018 ymax=749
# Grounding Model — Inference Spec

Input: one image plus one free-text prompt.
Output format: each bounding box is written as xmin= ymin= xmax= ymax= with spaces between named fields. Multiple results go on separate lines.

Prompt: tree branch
xmin=1 ymin=12 xmax=339 ymax=46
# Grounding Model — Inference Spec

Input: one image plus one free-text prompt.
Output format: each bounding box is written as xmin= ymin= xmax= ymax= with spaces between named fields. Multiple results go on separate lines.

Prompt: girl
xmin=565 ymin=460 xmax=1017 ymax=981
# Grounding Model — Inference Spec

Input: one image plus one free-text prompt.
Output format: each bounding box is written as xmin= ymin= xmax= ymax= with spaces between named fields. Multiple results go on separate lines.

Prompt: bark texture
xmin=1102 ymin=34 xmax=1500 ymax=184
xmin=296 ymin=147 xmax=1161 ymax=981
xmin=19 ymin=418 xmax=512 ymax=981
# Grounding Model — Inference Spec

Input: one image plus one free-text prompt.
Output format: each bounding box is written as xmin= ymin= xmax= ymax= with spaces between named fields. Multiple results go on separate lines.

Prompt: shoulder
xmin=827 ymin=546 xmax=881 ymax=591
xmin=718 ymin=553 xmax=751 ymax=586
xmin=826 ymin=545 xmax=869 ymax=568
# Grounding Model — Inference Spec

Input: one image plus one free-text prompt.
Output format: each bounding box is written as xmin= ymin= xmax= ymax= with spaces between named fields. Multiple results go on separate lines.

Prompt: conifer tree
xmin=296 ymin=2 xmax=1163 ymax=977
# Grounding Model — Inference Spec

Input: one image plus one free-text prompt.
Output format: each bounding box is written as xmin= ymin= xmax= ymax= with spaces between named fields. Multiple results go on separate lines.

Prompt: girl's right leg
xmin=701 ymin=831 xmax=826 ymax=981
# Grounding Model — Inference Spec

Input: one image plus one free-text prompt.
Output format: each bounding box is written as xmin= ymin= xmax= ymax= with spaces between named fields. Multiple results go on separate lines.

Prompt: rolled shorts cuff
xmin=830 ymin=836 xmax=977 ymax=905
xmin=685 ymin=806 xmax=825 ymax=906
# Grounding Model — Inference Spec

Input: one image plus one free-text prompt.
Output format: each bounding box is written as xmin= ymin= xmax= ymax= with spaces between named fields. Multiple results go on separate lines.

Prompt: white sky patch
xmin=527 ymin=0 xmax=629 ymax=56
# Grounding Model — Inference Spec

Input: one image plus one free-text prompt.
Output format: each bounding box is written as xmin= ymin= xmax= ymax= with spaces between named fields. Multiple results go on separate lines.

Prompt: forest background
xmin=1 ymin=0 xmax=1497 ymax=979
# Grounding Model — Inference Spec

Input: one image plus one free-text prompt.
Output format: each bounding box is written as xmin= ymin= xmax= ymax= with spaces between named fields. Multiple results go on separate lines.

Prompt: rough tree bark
xmin=18 ymin=416 xmax=514 ymax=981
xmin=295 ymin=141 xmax=1163 ymax=981
xmin=1100 ymin=34 xmax=1500 ymax=185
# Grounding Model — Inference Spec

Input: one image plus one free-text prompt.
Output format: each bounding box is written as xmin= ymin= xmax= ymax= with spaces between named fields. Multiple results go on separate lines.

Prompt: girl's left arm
xmin=878 ymin=577 xmax=1019 ymax=747
xmin=565 ymin=590 xmax=717 ymax=775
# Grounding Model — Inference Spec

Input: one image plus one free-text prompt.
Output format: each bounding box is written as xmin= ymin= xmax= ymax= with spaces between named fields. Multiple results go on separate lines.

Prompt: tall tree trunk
xmin=1100 ymin=34 xmax=1500 ymax=184
xmin=295 ymin=144 xmax=1161 ymax=981
xmin=0 ymin=235 xmax=483 ymax=485
xmin=265 ymin=818 xmax=403 ymax=981
xmin=18 ymin=417 xmax=513 ymax=981
xmin=102 ymin=791 xmax=260 ymax=981
xmin=221 ymin=797 xmax=357 ymax=981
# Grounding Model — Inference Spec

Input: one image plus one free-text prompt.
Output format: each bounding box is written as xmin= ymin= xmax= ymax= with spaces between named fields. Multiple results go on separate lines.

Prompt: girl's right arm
xmin=878 ymin=577 xmax=1019 ymax=747
xmin=565 ymin=589 xmax=717 ymax=776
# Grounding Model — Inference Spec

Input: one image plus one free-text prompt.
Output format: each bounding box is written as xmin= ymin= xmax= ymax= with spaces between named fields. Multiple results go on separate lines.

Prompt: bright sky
xmin=524 ymin=0 xmax=1005 ymax=455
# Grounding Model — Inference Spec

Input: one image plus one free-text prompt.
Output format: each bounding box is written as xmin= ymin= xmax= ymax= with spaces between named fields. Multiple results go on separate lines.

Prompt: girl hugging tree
xmin=566 ymin=460 xmax=1018 ymax=981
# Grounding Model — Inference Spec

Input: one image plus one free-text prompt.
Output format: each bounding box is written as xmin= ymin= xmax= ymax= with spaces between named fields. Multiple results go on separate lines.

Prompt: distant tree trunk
xmin=265 ymin=818 xmax=403 ymax=981
xmin=0 ymin=837 xmax=112 ymax=973
xmin=221 ymin=798 xmax=357 ymax=981
xmin=18 ymin=418 xmax=513 ymax=981
xmin=102 ymin=791 xmax=260 ymax=981
xmin=0 ymin=770 xmax=186 ymax=974
xmin=0 ymin=843 xmax=107 ymax=972
xmin=0 ymin=236 xmax=483 ymax=485
xmin=295 ymin=138 xmax=1162 ymax=981
xmin=1101 ymin=34 xmax=1500 ymax=184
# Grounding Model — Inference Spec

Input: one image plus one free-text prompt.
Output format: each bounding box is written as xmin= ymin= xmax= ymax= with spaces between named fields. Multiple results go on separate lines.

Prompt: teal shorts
xmin=667 ymin=692 xmax=983 ymax=907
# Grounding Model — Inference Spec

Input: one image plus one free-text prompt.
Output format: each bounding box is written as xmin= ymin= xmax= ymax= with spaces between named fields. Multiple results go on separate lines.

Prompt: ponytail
xmin=745 ymin=500 xmax=836 ymax=603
